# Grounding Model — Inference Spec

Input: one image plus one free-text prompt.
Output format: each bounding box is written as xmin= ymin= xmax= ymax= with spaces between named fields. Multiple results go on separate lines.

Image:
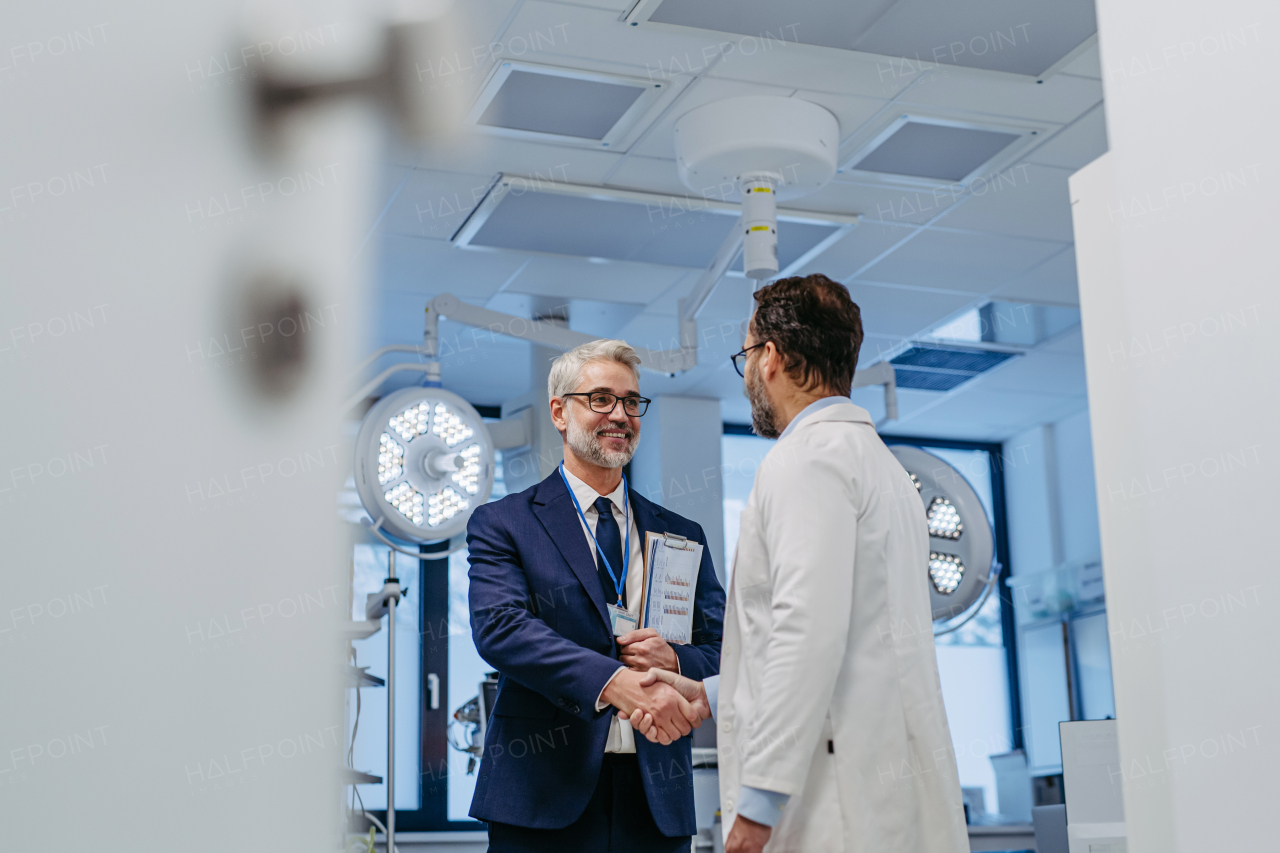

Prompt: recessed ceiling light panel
xmin=467 ymin=61 xmax=667 ymax=151
xmin=842 ymin=115 xmax=1041 ymax=186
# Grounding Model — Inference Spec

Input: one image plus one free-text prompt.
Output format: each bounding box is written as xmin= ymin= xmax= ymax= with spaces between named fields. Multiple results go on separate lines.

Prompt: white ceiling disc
xmin=673 ymin=95 xmax=840 ymax=201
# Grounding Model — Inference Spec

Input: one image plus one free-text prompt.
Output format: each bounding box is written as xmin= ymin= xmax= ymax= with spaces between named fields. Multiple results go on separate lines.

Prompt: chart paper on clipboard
xmin=640 ymin=532 xmax=702 ymax=645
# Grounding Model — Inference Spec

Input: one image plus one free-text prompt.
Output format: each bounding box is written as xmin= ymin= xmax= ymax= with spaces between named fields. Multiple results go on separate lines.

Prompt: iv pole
xmin=367 ymin=551 xmax=404 ymax=853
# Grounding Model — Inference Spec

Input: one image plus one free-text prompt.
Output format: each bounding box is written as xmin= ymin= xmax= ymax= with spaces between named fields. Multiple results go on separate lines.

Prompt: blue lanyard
xmin=559 ymin=463 xmax=630 ymax=605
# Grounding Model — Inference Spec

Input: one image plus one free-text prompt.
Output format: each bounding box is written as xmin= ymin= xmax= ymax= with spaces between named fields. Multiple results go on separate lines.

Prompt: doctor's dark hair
xmin=749 ymin=274 xmax=863 ymax=395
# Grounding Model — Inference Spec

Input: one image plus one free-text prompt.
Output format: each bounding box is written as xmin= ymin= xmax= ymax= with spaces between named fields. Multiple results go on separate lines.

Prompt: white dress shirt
xmin=560 ymin=466 xmax=645 ymax=753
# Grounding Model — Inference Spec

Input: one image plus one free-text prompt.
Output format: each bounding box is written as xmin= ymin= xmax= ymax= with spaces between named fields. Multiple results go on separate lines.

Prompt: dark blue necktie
xmin=593 ymin=496 xmax=626 ymax=608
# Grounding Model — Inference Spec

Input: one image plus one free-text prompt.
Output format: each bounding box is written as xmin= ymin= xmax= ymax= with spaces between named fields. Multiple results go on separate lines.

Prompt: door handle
xmin=427 ymin=673 xmax=440 ymax=710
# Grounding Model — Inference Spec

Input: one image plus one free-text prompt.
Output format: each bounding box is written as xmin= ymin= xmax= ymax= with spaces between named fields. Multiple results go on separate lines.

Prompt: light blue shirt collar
xmin=778 ymin=395 xmax=849 ymax=441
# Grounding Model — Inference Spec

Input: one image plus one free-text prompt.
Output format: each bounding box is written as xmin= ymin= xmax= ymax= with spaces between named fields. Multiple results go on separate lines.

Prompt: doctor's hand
xmin=616 ymin=627 xmax=679 ymax=673
xmin=725 ymin=815 xmax=772 ymax=853
xmin=626 ymin=668 xmax=712 ymax=743
xmin=601 ymin=669 xmax=701 ymax=745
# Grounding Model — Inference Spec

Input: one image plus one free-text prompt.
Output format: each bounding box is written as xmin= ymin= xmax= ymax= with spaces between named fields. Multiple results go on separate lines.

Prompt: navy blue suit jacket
xmin=466 ymin=470 xmax=725 ymax=836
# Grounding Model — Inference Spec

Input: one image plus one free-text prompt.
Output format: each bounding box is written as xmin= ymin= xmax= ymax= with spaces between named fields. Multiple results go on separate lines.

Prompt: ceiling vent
xmin=467 ymin=62 xmax=667 ymax=151
xmin=625 ymin=0 xmax=1096 ymax=78
xmin=890 ymin=345 xmax=1017 ymax=392
xmin=452 ymin=176 xmax=858 ymax=273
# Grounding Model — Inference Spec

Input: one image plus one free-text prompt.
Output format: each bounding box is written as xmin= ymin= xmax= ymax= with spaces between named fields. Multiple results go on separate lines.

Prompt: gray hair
xmin=547 ymin=339 xmax=642 ymax=400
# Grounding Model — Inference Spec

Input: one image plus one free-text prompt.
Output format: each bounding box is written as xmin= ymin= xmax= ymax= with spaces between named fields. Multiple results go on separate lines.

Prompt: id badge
xmin=608 ymin=603 xmax=638 ymax=637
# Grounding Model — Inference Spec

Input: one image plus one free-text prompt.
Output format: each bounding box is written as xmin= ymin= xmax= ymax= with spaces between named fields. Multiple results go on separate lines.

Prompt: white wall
xmin=1071 ymin=0 xmax=1279 ymax=847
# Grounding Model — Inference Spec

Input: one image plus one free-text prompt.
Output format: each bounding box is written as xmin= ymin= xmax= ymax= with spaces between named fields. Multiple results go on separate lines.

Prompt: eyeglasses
xmin=561 ymin=392 xmax=651 ymax=417
xmin=730 ymin=342 xmax=768 ymax=378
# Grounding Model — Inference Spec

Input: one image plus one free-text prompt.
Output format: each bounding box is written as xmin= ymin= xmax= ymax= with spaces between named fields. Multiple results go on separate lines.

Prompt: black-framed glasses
xmin=562 ymin=392 xmax=651 ymax=417
xmin=730 ymin=342 xmax=768 ymax=378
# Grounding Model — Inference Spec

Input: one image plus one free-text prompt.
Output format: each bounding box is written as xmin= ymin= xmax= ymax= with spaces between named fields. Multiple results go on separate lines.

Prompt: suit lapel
xmin=532 ymin=473 xmax=611 ymax=632
xmin=628 ymin=489 xmax=665 ymax=620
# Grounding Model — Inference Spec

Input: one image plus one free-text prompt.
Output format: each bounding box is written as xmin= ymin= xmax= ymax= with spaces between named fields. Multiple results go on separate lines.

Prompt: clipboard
xmin=637 ymin=531 xmax=703 ymax=645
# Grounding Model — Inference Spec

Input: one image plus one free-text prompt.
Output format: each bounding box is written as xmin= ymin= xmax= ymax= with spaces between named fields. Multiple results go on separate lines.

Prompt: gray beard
xmin=567 ymin=417 xmax=637 ymax=468
xmin=746 ymin=367 xmax=780 ymax=439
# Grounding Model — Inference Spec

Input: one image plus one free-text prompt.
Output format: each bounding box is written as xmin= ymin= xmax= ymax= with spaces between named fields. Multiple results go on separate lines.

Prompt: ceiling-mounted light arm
xmin=426 ymin=293 xmax=690 ymax=375
xmin=677 ymin=217 xmax=745 ymax=360
xmin=344 ymin=364 xmax=436 ymax=414
xmin=851 ymin=360 xmax=899 ymax=425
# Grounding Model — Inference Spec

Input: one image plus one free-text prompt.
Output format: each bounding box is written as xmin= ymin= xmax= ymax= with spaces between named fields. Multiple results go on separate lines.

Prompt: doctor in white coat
xmin=627 ymin=275 xmax=967 ymax=853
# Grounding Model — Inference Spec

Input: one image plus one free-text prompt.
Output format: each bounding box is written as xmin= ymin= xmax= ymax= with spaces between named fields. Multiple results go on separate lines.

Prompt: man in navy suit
xmin=467 ymin=339 xmax=726 ymax=853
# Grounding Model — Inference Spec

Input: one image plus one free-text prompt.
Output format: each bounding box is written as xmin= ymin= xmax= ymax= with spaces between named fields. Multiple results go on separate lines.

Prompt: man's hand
xmin=625 ymin=668 xmax=712 ymax=743
xmin=601 ymin=669 xmax=701 ymax=745
xmin=616 ymin=627 xmax=679 ymax=673
xmin=724 ymin=815 xmax=772 ymax=853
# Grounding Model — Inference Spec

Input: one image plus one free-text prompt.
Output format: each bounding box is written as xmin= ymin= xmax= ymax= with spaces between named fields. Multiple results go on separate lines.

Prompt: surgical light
xmin=354 ymin=387 xmax=494 ymax=544
xmin=929 ymin=552 xmax=965 ymax=594
xmin=889 ymin=445 xmax=997 ymax=631
xmin=926 ymin=496 xmax=963 ymax=540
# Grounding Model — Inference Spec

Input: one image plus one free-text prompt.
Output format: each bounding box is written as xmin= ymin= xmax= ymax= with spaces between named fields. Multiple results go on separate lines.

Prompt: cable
xmin=360 ymin=810 xmax=401 ymax=853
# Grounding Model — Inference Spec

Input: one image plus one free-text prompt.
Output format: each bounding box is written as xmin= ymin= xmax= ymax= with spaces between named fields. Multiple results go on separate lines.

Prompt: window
xmin=722 ymin=428 xmax=1020 ymax=816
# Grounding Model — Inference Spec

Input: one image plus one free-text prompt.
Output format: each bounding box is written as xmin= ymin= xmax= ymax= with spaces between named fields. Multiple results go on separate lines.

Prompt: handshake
xmin=601 ymin=628 xmax=712 ymax=745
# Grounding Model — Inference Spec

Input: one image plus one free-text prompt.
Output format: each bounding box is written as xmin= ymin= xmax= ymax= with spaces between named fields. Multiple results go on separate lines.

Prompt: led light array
xmin=929 ymin=552 xmax=965 ymax=595
xmin=432 ymin=403 xmax=474 ymax=447
xmin=385 ymin=482 xmax=425 ymax=526
xmin=377 ymin=433 xmax=406 ymax=485
xmin=427 ymin=486 xmax=469 ymax=527
xmin=908 ymin=472 xmax=921 ymax=492
xmin=389 ymin=403 xmax=431 ymax=442
xmin=926 ymin=496 xmax=963 ymax=540
xmin=452 ymin=443 xmax=483 ymax=495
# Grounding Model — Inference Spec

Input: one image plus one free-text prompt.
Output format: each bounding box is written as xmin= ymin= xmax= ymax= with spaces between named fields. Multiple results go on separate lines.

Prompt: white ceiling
xmin=367 ymin=0 xmax=1107 ymax=442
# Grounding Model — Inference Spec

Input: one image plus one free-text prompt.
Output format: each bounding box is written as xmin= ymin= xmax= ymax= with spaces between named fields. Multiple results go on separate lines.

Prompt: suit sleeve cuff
xmin=703 ymin=674 xmax=719 ymax=719
xmin=594 ymin=666 xmax=627 ymax=712
xmin=736 ymin=786 xmax=789 ymax=828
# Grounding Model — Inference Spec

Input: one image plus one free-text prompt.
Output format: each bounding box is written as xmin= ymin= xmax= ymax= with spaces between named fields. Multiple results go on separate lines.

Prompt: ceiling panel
xmin=977 ymin=347 xmax=1088 ymax=396
xmin=991 ymin=247 xmax=1079 ymax=305
xmin=378 ymin=235 xmax=530 ymax=301
xmin=933 ymin=164 xmax=1075 ymax=241
xmin=804 ymin=179 xmax=943 ymax=224
xmin=897 ymin=71 xmax=1101 ymax=124
xmin=707 ymin=38 xmax=931 ymax=99
xmin=855 ymin=228 xmax=1068 ymax=292
xmin=629 ymin=76 xmax=796 ymax=160
xmin=648 ymin=0 xmax=899 ymax=53
xmin=404 ymin=133 xmax=624 ymax=188
xmin=477 ymin=70 xmax=647 ymax=138
xmin=852 ymin=0 xmax=1095 ymax=77
xmin=505 ymin=254 xmax=689 ymax=302
xmin=793 ymin=89 xmax=889 ymax=140
xmin=846 ymin=284 xmax=975 ymax=343
xmin=1024 ymin=105 xmax=1108 ymax=169
xmin=380 ymin=167 xmax=495 ymax=240
xmin=792 ymin=221 xmax=914 ymax=279
xmin=504 ymin=1 xmax=751 ymax=76
xmin=604 ymin=154 xmax=691 ymax=196
xmin=468 ymin=188 xmax=840 ymax=269
xmin=1060 ymin=42 xmax=1102 ymax=78
xmin=645 ymin=0 xmax=1095 ymax=77
xmin=853 ymin=122 xmax=1021 ymax=181
xmin=895 ymin=386 xmax=1086 ymax=438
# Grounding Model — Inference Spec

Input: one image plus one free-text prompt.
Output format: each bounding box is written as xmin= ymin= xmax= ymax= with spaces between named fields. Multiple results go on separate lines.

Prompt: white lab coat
xmin=717 ymin=402 xmax=968 ymax=853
